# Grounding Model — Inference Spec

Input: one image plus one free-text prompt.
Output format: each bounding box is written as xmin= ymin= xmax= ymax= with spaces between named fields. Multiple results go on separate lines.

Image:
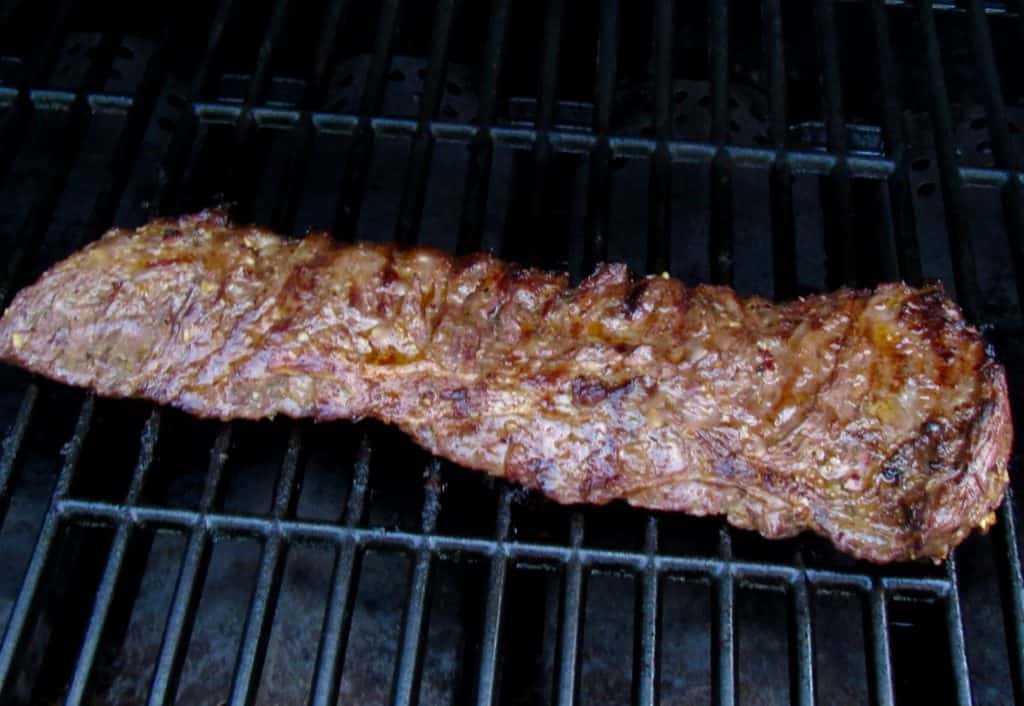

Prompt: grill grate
xmin=0 ymin=1 xmax=1022 ymax=705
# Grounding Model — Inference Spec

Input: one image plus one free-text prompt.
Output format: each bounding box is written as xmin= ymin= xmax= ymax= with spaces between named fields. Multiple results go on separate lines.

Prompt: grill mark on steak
xmin=571 ymin=376 xmax=637 ymax=406
xmin=623 ymin=278 xmax=651 ymax=317
xmin=769 ymin=303 xmax=858 ymax=445
xmin=0 ymin=210 xmax=1013 ymax=563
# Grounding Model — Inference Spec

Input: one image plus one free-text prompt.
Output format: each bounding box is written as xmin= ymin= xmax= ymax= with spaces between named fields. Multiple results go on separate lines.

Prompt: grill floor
xmin=1 ymin=1 xmax=1023 ymax=705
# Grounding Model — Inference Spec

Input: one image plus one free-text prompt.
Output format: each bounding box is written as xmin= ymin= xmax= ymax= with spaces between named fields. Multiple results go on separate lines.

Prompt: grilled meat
xmin=0 ymin=210 xmax=1012 ymax=562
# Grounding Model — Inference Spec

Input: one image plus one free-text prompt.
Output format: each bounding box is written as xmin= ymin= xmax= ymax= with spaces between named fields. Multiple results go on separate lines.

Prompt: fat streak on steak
xmin=0 ymin=210 xmax=1012 ymax=562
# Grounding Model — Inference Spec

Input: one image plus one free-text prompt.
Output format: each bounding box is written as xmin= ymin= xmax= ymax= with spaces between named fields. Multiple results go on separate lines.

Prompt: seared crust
xmin=0 ymin=210 xmax=1012 ymax=562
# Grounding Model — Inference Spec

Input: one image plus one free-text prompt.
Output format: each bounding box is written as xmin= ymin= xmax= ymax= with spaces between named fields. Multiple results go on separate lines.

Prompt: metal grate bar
xmin=391 ymin=549 xmax=434 ymax=706
xmin=865 ymin=581 xmax=895 ymax=706
xmin=522 ymin=0 xmax=566 ymax=256
xmin=62 ymin=5 xmax=246 ymax=693
xmin=223 ymin=0 xmax=295 ymax=215
xmin=125 ymin=6 xmax=245 ymax=700
xmin=713 ymin=526 xmax=736 ymax=706
xmin=447 ymin=0 xmax=507 ymax=259
xmin=964 ymin=0 xmax=1019 ymax=171
xmin=149 ymin=101 xmax=944 ymax=180
xmin=26 ymin=90 xmax=1024 ymax=184
xmin=219 ymin=4 xmax=353 ymax=682
xmin=1017 ymin=1 xmax=1024 ymax=78
xmin=177 ymin=0 xmax=241 ymax=107
xmin=868 ymin=0 xmax=923 ymax=284
xmin=169 ymin=111 xmax=218 ymax=214
xmin=455 ymin=0 xmax=511 ymax=253
xmin=62 ymin=409 xmax=161 ymax=706
xmin=804 ymin=570 xmax=872 ymax=592
xmin=762 ymin=0 xmax=797 ymax=300
xmin=11 ymin=0 xmax=78 ymax=88
xmin=244 ymin=0 xmax=292 ymax=106
xmin=0 ymin=0 xmax=19 ymax=34
xmin=916 ymin=10 xmax=999 ymax=702
xmin=1001 ymin=178 xmax=1024 ymax=333
xmin=0 ymin=383 xmax=37 ymax=527
xmin=53 ymin=496 xmax=962 ymax=597
xmin=471 ymin=0 xmax=510 ymax=133
xmin=0 ymin=394 xmax=95 ymax=696
xmin=389 ymin=458 xmax=443 ymax=706
xmin=962 ymin=0 xmax=1024 ymax=321
xmin=554 ymin=511 xmax=585 ymax=706
xmin=768 ymin=157 xmax=798 ymax=298
xmin=121 ymin=412 xmax=161 ymax=501
xmin=412 ymin=0 xmax=461 ymax=124
xmin=865 ymin=0 xmax=905 ymax=151
xmin=223 ymin=104 xmax=897 ymax=169
xmin=647 ymin=0 xmax=673 ymax=274
xmin=307 ymin=434 xmax=372 ymax=706
xmin=994 ymin=490 xmax=1024 ymax=704
xmin=0 ymin=0 xmax=78 ymax=188
xmin=944 ymin=553 xmax=974 ymax=706
xmin=789 ymin=578 xmax=815 ymax=706
xmin=534 ymin=0 xmax=565 ymax=134
xmin=0 ymin=36 xmax=125 ymax=306
xmin=879 ymin=576 xmax=952 ymax=594
xmin=862 ymin=0 xmax=1014 ymax=13
xmin=226 ymin=562 xmax=286 ymax=701
xmin=211 ymin=15 xmax=329 ymax=686
xmin=333 ymin=0 xmax=402 ymax=239
xmin=858 ymin=7 xmax=923 ymax=702
xmin=708 ymin=0 xmax=734 ymax=286
xmin=227 ymin=423 xmax=303 ymax=706
xmin=152 ymin=0 xmax=240 ymax=216
xmin=341 ymin=438 xmax=373 ymax=527
xmin=593 ymin=0 xmax=618 ymax=137
xmin=308 ymin=543 xmax=361 ymax=706
xmin=633 ymin=516 xmax=659 ymax=706
xmin=145 ymin=425 xmax=231 ymax=706
xmin=473 ymin=486 xmax=513 ymax=706
xmin=394 ymin=0 xmax=459 ymax=245
xmin=582 ymin=0 xmax=619 ymax=269
xmin=708 ymin=0 xmax=730 ymax=146
xmin=58 ymin=9 xmax=244 ymax=698
xmin=357 ymin=0 xmax=403 ymax=119
xmin=267 ymin=119 xmax=316 ymax=232
xmin=83 ymin=13 xmax=190 ymax=235
xmin=960 ymin=163 xmax=1021 ymax=187
xmin=271 ymin=0 xmax=355 ymax=232
xmin=712 ymin=579 xmax=736 ymax=706
xmin=308 ymin=0 xmax=354 ymax=105
xmin=814 ymin=0 xmax=848 ymax=153
xmin=916 ymin=0 xmax=982 ymax=316
xmin=813 ymin=0 xmax=857 ymax=289
xmin=6 ymin=0 xmax=188 ymax=541
xmin=762 ymin=0 xmax=787 ymax=148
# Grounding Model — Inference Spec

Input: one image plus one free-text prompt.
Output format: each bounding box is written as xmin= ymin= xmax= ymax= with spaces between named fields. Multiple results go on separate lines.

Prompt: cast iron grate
xmin=0 ymin=1 xmax=1022 ymax=705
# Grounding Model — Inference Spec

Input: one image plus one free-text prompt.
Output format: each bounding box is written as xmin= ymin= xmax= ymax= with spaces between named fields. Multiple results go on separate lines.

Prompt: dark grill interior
xmin=0 ymin=0 xmax=1022 ymax=704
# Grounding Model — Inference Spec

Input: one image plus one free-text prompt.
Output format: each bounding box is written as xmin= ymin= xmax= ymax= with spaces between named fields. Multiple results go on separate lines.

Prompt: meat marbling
xmin=0 ymin=210 xmax=1012 ymax=562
